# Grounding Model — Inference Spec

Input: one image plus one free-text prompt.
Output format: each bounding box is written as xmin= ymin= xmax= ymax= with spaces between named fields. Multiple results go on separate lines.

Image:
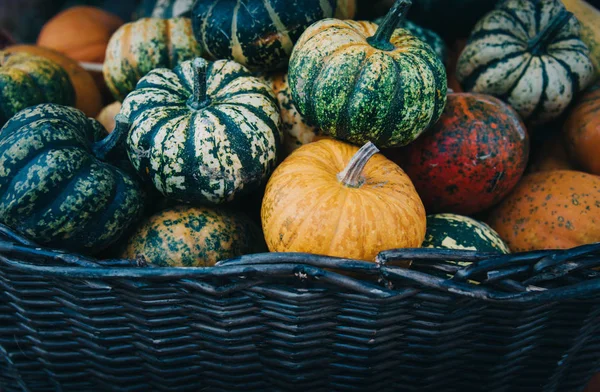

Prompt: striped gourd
xmin=121 ymin=57 xmax=281 ymax=205
xmin=456 ymin=0 xmax=595 ymax=125
xmin=191 ymin=0 xmax=337 ymax=72
xmin=0 ymin=104 xmax=145 ymax=254
xmin=103 ymin=17 xmax=203 ymax=102
xmin=288 ymin=0 xmax=447 ymax=148
xmin=0 ymin=52 xmax=74 ymax=126
xmin=373 ymin=17 xmax=448 ymax=64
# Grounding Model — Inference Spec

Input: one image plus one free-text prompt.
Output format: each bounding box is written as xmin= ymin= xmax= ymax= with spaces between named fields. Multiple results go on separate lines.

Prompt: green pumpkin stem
xmin=528 ymin=8 xmax=573 ymax=55
xmin=338 ymin=142 xmax=380 ymax=188
xmin=367 ymin=0 xmax=413 ymax=51
xmin=92 ymin=114 xmax=130 ymax=161
xmin=189 ymin=57 xmax=211 ymax=110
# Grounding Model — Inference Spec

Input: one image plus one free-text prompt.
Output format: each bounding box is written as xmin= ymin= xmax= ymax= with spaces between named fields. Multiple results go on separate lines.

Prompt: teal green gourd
xmin=191 ymin=0 xmax=337 ymax=72
xmin=288 ymin=0 xmax=447 ymax=148
xmin=121 ymin=57 xmax=281 ymax=205
xmin=0 ymin=104 xmax=145 ymax=254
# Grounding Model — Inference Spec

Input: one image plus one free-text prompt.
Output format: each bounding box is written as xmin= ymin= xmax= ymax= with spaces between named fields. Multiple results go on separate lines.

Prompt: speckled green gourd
xmin=103 ymin=17 xmax=203 ymax=102
xmin=122 ymin=205 xmax=266 ymax=267
xmin=373 ymin=17 xmax=447 ymax=64
xmin=288 ymin=0 xmax=447 ymax=148
xmin=0 ymin=52 xmax=75 ymax=127
xmin=456 ymin=0 xmax=595 ymax=125
xmin=0 ymin=104 xmax=145 ymax=254
xmin=121 ymin=57 xmax=281 ymax=205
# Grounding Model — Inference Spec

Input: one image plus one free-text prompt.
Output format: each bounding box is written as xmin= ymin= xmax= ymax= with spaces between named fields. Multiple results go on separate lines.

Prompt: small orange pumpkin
xmin=37 ymin=6 xmax=124 ymax=63
xmin=564 ymin=82 xmax=600 ymax=175
xmin=261 ymin=139 xmax=426 ymax=261
xmin=96 ymin=101 xmax=122 ymax=132
xmin=488 ymin=170 xmax=600 ymax=252
xmin=4 ymin=45 xmax=102 ymax=117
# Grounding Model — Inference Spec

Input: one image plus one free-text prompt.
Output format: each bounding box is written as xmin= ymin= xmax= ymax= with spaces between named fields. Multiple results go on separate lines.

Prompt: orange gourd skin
xmin=4 ymin=45 xmax=103 ymax=117
xmin=488 ymin=170 xmax=600 ymax=252
xmin=37 ymin=6 xmax=123 ymax=63
xmin=564 ymin=83 xmax=600 ymax=175
xmin=261 ymin=139 xmax=426 ymax=261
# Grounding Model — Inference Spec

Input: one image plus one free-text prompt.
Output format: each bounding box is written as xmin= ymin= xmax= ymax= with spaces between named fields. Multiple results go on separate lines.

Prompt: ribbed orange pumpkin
xmin=564 ymin=83 xmax=600 ymax=175
xmin=261 ymin=139 xmax=426 ymax=261
xmin=488 ymin=170 xmax=600 ymax=252
xmin=4 ymin=45 xmax=102 ymax=117
xmin=37 ymin=6 xmax=123 ymax=63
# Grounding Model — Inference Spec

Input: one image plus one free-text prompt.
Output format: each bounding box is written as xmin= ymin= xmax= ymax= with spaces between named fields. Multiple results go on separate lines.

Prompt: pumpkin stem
xmin=188 ymin=57 xmax=211 ymax=110
xmin=92 ymin=114 xmax=130 ymax=161
xmin=528 ymin=8 xmax=573 ymax=55
xmin=367 ymin=0 xmax=412 ymax=51
xmin=338 ymin=142 xmax=380 ymax=188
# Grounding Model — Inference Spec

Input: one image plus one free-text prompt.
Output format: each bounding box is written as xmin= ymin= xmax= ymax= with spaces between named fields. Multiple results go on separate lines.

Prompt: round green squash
xmin=373 ymin=17 xmax=447 ymax=64
xmin=0 ymin=51 xmax=75 ymax=127
xmin=103 ymin=17 xmax=203 ymax=102
xmin=288 ymin=0 xmax=447 ymax=148
xmin=0 ymin=104 xmax=145 ymax=254
xmin=121 ymin=205 xmax=266 ymax=267
xmin=456 ymin=0 xmax=595 ymax=126
xmin=423 ymin=213 xmax=510 ymax=254
xmin=121 ymin=57 xmax=282 ymax=205
xmin=191 ymin=0 xmax=337 ymax=72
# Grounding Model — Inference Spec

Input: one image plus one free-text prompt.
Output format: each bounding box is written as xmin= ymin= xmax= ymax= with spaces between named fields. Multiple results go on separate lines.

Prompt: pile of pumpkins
xmin=0 ymin=0 xmax=599 ymax=271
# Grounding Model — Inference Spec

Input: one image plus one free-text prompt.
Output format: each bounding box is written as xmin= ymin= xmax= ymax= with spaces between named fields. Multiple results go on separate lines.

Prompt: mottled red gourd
xmin=391 ymin=93 xmax=529 ymax=215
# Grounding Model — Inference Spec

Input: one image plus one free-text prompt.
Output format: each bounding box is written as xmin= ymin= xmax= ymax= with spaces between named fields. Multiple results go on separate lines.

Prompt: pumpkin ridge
xmin=526 ymin=58 xmax=549 ymax=123
xmin=224 ymin=102 xmax=281 ymax=146
xmin=528 ymin=8 xmax=573 ymax=55
xmin=467 ymin=28 xmax=524 ymax=44
xmin=462 ymin=50 xmax=526 ymax=92
xmin=262 ymin=0 xmax=294 ymax=56
xmin=377 ymin=59 xmax=405 ymax=145
xmin=548 ymin=53 xmax=579 ymax=95
xmin=497 ymin=9 xmax=529 ymax=37
xmin=503 ymin=56 xmax=534 ymax=101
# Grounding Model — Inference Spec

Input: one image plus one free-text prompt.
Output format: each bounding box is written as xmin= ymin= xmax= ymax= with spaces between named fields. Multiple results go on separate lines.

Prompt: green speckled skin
xmin=0 ymin=104 xmax=145 ymax=254
xmin=423 ymin=213 xmax=510 ymax=254
xmin=373 ymin=17 xmax=448 ymax=64
xmin=103 ymin=17 xmax=203 ymax=102
xmin=121 ymin=58 xmax=282 ymax=205
xmin=192 ymin=0 xmax=337 ymax=72
xmin=457 ymin=0 xmax=595 ymax=125
xmin=288 ymin=20 xmax=447 ymax=148
xmin=122 ymin=205 xmax=266 ymax=267
xmin=0 ymin=52 xmax=75 ymax=127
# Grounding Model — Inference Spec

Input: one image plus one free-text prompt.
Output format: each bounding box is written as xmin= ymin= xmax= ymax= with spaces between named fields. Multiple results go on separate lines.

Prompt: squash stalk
xmin=92 ymin=114 xmax=130 ymax=161
xmin=528 ymin=8 xmax=573 ymax=55
xmin=367 ymin=0 xmax=412 ymax=51
xmin=338 ymin=142 xmax=380 ymax=188
xmin=188 ymin=57 xmax=211 ymax=110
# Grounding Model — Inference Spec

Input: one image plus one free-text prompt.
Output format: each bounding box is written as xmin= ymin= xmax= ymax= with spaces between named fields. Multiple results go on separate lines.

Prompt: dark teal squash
xmin=191 ymin=0 xmax=337 ymax=72
xmin=121 ymin=57 xmax=281 ymax=205
xmin=423 ymin=213 xmax=510 ymax=254
xmin=0 ymin=104 xmax=145 ymax=254
xmin=288 ymin=0 xmax=447 ymax=148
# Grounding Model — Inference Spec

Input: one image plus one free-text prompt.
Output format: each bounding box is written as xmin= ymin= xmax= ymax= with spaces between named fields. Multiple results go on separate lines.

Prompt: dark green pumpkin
xmin=456 ymin=0 xmax=595 ymax=125
xmin=0 ymin=104 xmax=145 ymax=254
xmin=373 ymin=16 xmax=447 ymax=64
xmin=121 ymin=205 xmax=266 ymax=267
xmin=191 ymin=0 xmax=337 ymax=72
xmin=288 ymin=0 xmax=447 ymax=148
xmin=0 ymin=51 xmax=75 ymax=127
xmin=423 ymin=213 xmax=510 ymax=255
xmin=121 ymin=57 xmax=281 ymax=205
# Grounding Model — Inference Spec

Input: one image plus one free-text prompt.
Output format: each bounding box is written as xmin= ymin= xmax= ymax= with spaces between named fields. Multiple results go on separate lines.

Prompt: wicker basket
xmin=0 ymin=224 xmax=599 ymax=392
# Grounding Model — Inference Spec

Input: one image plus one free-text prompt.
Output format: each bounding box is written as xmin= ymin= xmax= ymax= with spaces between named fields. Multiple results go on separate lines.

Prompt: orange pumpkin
xmin=96 ymin=101 xmax=122 ymax=132
xmin=528 ymin=133 xmax=576 ymax=174
xmin=488 ymin=170 xmax=600 ymax=252
xmin=4 ymin=45 xmax=102 ymax=117
xmin=261 ymin=139 xmax=426 ymax=261
xmin=37 ymin=6 xmax=123 ymax=63
xmin=564 ymin=83 xmax=600 ymax=175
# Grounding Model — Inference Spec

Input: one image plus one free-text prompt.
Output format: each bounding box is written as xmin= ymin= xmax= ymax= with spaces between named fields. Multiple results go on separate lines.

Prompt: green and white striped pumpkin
xmin=137 ymin=0 xmax=194 ymax=18
xmin=121 ymin=57 xmax=282 ymax=205
xmin=456 ymin=0 xmax=595 ymax=125
xmin=0 ymin=104 xmax=145 ymax=254
xmin=103 ymin=17 xmax=203 ymax=102
xmin=373 ymin=17 xmax=448 ymax=64
xmin=191 ymin=0 xmax=337 ymax=72
xmin=288 ymin=0 xmax=447 ymax=148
